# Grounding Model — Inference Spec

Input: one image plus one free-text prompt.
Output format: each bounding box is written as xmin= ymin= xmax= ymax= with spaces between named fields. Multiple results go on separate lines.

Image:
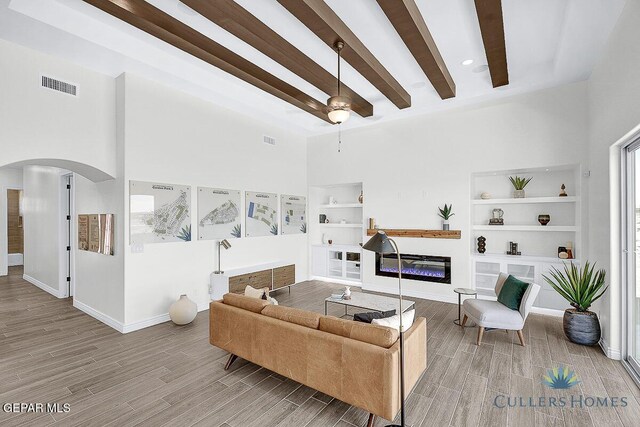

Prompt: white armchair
xmin=461 ymin=273 xmax=541 ymax=346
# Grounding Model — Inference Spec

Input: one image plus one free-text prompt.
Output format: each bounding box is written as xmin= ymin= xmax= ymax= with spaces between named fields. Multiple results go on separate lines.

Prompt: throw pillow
xmin=353 ymin=310 xmax=396 ymax=323
xmin=244 ymin=285 xmax=269 ymax=300
xmin=497 ymin=275 xmax=530 ymax=310
xmin=372 ymin=309 xmax=415 ymax=333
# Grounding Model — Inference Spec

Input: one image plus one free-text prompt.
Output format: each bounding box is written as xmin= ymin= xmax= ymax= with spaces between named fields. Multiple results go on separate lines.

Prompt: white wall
xmin=308 ymin=82 xmax=589 ymax=302
xmin=0 ymin=167 xmax=23 ymax=276
xmin=587 ymin=0 xmax=640 ymax=357
xmin=120 ymin=74 xmax=308 ymax=327
xmin=0 ymin=39 xmax=116 ymax=180
xmin=22 ymin=166 xmax=65 ymax=297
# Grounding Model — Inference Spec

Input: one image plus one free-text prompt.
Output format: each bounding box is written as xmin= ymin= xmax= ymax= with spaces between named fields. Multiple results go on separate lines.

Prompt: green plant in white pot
xmin=509 ymin=176 xmax=532 ymax=198
xmin=543 ymin=262 xmax=608 ymax=346
xmin=438 ymin=204 xmax=454 ymax=231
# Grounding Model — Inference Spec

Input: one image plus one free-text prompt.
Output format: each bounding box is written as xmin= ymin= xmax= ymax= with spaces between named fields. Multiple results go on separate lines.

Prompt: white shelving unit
xmin=470 ymin=165 xmax=583 ymax=312
xmin=309 ymin=183 xmax=364 ymax=284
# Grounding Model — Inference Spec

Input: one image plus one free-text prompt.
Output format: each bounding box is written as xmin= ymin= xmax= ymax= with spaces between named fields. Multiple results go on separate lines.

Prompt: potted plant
xmin=438 ymin=204 xmax=454 ymax=230
xmin=543 ymin=262 xmax=608 ymax=346
xmin=509 ymin=176 xmax=532 ymax=198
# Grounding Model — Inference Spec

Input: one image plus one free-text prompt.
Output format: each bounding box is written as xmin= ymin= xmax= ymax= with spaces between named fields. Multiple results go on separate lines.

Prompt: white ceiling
xmin=0 ymin=0 xmax=626 ymax=136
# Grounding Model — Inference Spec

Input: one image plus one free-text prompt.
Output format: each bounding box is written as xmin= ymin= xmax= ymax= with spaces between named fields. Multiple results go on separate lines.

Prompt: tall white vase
xmin=169 ymin=294 xmax=197 ymax=325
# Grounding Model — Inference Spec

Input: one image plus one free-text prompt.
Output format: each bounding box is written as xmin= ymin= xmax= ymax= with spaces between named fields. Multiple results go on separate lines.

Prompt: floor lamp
xmin=362 ymin=230 xmax=405 ymax=427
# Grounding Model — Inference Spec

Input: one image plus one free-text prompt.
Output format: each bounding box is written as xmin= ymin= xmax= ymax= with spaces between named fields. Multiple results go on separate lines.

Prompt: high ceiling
xmin=0 ymin=0 xmax=625 ymax=135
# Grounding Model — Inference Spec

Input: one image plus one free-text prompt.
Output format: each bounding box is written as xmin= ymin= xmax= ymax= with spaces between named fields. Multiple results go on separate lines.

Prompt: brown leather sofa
xmin=209 ymin=293 xmax=427 ymax=425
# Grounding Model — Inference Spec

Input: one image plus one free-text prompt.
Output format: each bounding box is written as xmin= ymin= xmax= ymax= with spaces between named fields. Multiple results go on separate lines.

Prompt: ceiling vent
xmin=41 ymin=75 xmax=78 ymax=96
xmin=263 ymin=135 xmax=276 ymax=146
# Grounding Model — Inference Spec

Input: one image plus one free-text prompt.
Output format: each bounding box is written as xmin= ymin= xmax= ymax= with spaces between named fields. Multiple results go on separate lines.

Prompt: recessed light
xmin=462 ymin=59 xmax=474 ymax=66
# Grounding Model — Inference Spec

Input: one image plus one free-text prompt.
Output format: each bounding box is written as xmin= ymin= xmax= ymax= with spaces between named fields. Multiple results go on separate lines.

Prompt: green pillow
xmin=497 ymin=275 xmax=529 ymax=310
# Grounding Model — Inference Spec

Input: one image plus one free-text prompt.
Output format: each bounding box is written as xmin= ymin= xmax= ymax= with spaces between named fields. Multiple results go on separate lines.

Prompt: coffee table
xmin=324 ymin=292 xmax=415 ymax=317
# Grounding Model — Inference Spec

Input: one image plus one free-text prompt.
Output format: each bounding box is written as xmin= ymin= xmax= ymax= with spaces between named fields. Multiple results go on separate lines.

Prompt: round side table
xmin=453 ymin=288 xmax=477 ymax=326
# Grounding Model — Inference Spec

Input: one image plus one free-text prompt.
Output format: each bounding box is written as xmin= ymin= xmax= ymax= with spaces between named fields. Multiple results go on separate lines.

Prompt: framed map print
xmin=129 ymin=181 xmax=191 ymax=244
xmin=197 ymin=187 xmax=241 ymax=240
xmin=245 ymin=191 xmax=277 ymax=237
xmin=281 ymin=195 xmax=306 ymax=235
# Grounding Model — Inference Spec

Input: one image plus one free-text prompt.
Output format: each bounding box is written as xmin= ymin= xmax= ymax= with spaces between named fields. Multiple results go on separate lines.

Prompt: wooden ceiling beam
xmin=82 ymin=0 xmax=332 ymax=123
xmin=376 ymin=0 xmax=455 ymax=99
xmin=180 ymin=0 xmax=373 ymax=118
xmin=277 ymin=0 xmax=411 ymax=109
xmin=474 ymin=0 xmax=509 ymax=87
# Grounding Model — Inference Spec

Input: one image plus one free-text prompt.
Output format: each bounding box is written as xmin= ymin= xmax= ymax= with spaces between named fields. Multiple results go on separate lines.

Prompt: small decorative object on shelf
xmin=324 ymin=218 xmax=330 ymax=224
xmin=559 ymin=184 xmax=568 ymax=197
xmin=329 ymin=196 xmax=336 ymax=204
xmin=477 ymin=236 xmax=486 ymax=254
xmin=438 ymin=204 xmax=454 ymax=231
xmin=509 ymin=176 xmax=532 ymax=198
xmin=558 ymin=246 xmax=569 ymax=259
xmin=368 ymin=217 xmax=375 ymax=229
xmin=566 ymin=241 xmax=574 ymax=259
xmin=489 ymin=208 xmax=504 ymax=225
xmin=506 ymin=241 xmax=521 ymax=256
xmin=358 ymin=191 xmax=363 ymax=204
xmin=538 ymin=214 xmax=551 ymax=226
xmin=328 ymin=239 xmax=333 ymax=245
xmin=340 ymin=219 xmax=346 ymax=224
xmin=169 ymin=295 xmax=197 ymax=325
xmin=319 ymin=214 xmax=327 ymax=223
xmin=344 ymin=286 xmax=351 ymax=300
xmin=480 ymin=192 xmax=491 ymax=200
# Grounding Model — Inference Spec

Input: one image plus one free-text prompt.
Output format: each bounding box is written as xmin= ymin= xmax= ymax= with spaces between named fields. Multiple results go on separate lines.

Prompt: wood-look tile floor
xmin=2 ymin=266 xmax=640 ymax=427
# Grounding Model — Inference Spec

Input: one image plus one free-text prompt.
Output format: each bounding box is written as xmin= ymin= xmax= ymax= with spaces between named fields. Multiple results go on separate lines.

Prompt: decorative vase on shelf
xmin=358 ymin=191 xmax=363 ymax=204
xmin=513 ymin=189 xmax=525 ymax=198
xmin=442 ymin=220 xmax=450 ymax=231
xmin=344 ymin=286 xmax=351 ymax=300
xmin=538 ymin=214 xmax=550 ymax=226
xmin=477 ymin=236 xmax=486 ymax=254
xmin=169 ymin=294 xmax=197 ymax=325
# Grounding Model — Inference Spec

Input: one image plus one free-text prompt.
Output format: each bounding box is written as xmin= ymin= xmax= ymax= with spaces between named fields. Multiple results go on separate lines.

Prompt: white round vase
xmin=169 ymin=294 xmax=197 ymax=325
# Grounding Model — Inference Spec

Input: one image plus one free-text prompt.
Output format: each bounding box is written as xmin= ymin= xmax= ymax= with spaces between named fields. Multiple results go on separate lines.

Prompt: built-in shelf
xmin=318 ymin=203 xmax=363 ymax=208
xmin=472 ymin=196 xmax=578 ymax=205
xmin=473 ymin=225 xmax=577 ymax=232
xmin=366 ymin=229 xmax=461 ymax=239
xmin=473 ymin=253 xmax=580 ymax=263
xmin=319 ymin=223 xmax=362 ymax=228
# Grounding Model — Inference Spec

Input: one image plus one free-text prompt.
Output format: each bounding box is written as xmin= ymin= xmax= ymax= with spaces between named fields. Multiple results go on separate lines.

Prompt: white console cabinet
xmin=311 ymin=244 xmax=361 ymax=284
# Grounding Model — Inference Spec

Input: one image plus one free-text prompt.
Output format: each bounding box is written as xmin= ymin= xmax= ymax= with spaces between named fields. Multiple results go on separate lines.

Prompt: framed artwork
xmin=245 ymin=191 xmax=278 ymax=237
xmin=129 ymin=181 xmax=191 ymax=244
xmin=197 ymin=187 xmax=242 ymax=240
xmin=281 ymin=195 xmax=306 ymax=235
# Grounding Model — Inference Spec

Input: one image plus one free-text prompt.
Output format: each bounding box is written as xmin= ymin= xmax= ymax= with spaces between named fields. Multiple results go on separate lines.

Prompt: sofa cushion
xmin=372 ymin=309 xmax=415 ymax=333
xmin=318 ymin=315 xmax=399 ymax=348
xmin=223 ymin=293 xmax=269 ymax=313
xmin=463 ymin=299 xmax=524 ymax=329
xmin=262 ymin=305 xmax=321 ymax=329
xmin=245 ymin=285 xmax=269 ymax=299
xmin=497 ymin=275 xmax=530 ymax=310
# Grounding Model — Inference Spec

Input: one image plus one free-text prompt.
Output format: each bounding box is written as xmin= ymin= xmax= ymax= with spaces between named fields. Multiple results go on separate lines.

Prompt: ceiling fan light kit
xmin=327 ymin=41 xmax=352 ymax=124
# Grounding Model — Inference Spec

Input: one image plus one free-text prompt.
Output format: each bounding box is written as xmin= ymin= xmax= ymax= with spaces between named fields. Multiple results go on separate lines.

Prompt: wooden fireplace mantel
xmin=366 ymin=229 xmax=461 ymax=239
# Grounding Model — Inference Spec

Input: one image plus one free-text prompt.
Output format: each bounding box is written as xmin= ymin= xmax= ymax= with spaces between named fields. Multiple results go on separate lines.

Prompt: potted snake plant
xmin=543 ymin=262 xmax=608 ymax=346
xmin=509 ymin=176 xmax=532 ymax=198
xmin=438 ymin=204 xmax=454 ymax=231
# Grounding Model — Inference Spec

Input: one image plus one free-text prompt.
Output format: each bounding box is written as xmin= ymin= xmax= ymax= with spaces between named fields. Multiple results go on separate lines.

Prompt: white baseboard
xmin=8 ymin=253 xmax=23 ymax=266
xmin=73 ymin=299 xmax=125 ymax=333
xmin=530 ymin=306 xmax=564 ymax=317
xmin=599 ymin=337 xmax=622 ymax=360
xmin=23 ymin=274 xmax=64 ymax=298
xmin=309 ymin=275 xmax=362 ymax=287
xmin=121 ymin=302 xmax=211 ymax=334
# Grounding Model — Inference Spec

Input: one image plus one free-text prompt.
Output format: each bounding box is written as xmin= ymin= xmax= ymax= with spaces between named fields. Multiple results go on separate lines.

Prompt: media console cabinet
xmin=210 ymin=261 xmax=295 ymax=300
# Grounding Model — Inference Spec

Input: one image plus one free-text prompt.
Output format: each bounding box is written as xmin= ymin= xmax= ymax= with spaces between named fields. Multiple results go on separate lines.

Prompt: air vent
xmin=41 ymin=75 xmax=77 ymax=96
xmin=263 ymin=135 xmax=276 ymax=146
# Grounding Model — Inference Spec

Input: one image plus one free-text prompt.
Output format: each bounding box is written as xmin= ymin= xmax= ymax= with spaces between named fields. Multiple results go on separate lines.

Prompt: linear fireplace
xmin=375 ymin=253 xmax=451 ymax=284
